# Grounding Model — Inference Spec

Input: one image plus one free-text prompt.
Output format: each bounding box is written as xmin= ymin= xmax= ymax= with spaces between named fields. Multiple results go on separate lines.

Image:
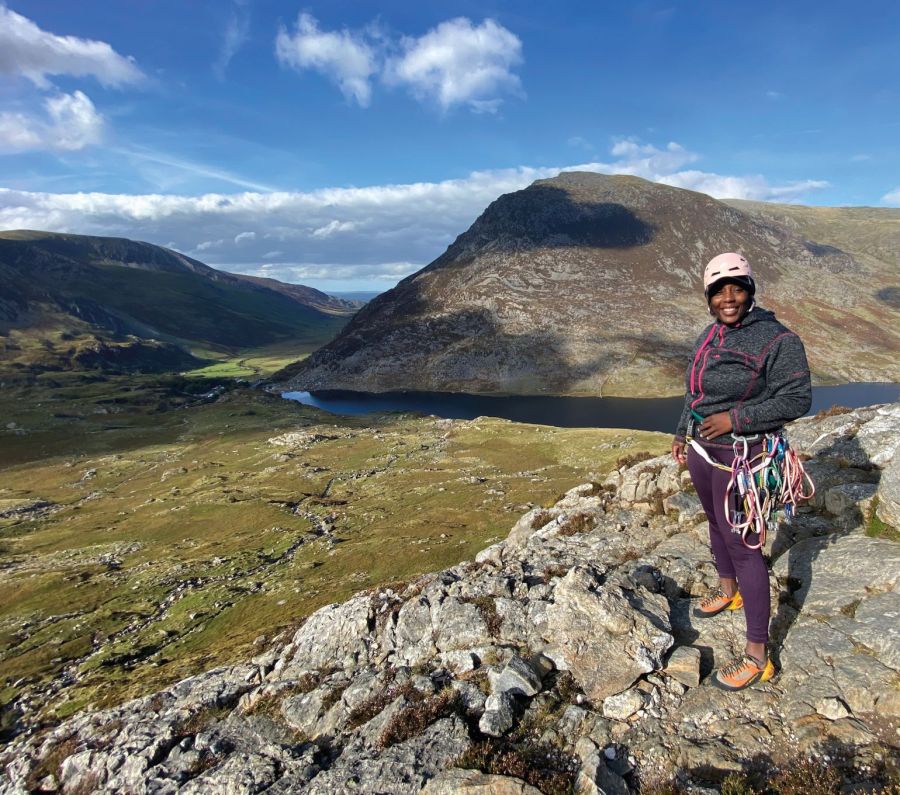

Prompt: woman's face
xmin=709 ymin=282 xmax=751 ymax=325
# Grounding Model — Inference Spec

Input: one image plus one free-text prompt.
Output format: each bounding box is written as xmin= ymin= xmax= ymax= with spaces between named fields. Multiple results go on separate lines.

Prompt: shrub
xmin=345 ymin=677 xmax=414 ymax=730
xmin=556 ymin=512 xmax=596 ymax=536
xmin=616 ymin=450 xmax=654 ymax=469
xmin=541 ymin=563 xmax=571 ymax=582
xmin=378 ymin=689 xmax=460 ymax=749
xmin=814 ymin=404 xmax=852 ymax=419
xmin=454 ymin=739 xmax=578 ymax=795
xmin=24 ymin=736 xmax=79 ymax=791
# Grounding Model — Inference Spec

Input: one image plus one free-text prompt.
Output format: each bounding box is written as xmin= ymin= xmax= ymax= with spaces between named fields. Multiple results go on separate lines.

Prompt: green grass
xmin=866 ymin=497 xmax=900 ymax=542
xmin=0 ymin=375 xmax=669 ymax=729
xmin=184 ymin=339 xmax=318 ymax=379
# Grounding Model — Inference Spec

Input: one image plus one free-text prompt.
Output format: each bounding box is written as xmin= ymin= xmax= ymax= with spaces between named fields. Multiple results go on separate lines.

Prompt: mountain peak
xmin=282 ymin=177 xmax=898 ymax=397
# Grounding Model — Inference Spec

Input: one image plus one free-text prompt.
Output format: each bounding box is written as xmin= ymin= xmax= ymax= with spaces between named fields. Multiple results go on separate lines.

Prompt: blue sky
xmin=1 ymin=1 xmax=898 ymax=291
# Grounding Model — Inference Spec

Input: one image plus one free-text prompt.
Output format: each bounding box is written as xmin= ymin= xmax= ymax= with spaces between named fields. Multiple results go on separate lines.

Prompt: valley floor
xmin=0 ymin=373 xmax=667 ymax=737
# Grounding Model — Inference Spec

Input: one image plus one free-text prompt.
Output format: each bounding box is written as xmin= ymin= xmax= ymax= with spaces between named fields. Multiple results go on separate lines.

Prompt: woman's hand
xmin=671 ymin=439 xmax=686 ymax=465
xmin=698 ymin=411 xmax=733 ymax=440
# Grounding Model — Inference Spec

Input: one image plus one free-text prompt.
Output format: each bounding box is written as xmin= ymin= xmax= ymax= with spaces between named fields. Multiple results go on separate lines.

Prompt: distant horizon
xmin=2 ymin=1 xmax=898 ymax=290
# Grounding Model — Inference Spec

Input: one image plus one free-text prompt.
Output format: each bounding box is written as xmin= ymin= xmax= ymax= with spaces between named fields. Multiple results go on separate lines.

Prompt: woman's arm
xmin=729 ymin=333 xmax=812 ymax=434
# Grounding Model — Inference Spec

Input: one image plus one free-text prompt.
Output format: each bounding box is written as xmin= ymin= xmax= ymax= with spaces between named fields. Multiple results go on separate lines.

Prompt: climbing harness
xmin=688 ymin=430 xmax=815 ymax=550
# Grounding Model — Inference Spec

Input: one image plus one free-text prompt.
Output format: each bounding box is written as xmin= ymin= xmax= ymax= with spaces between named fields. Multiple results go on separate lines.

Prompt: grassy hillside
xmin=0 ymin=374 xmax=668 ymax=735
xmin=0 ymin=231 xmax=352 ymax=376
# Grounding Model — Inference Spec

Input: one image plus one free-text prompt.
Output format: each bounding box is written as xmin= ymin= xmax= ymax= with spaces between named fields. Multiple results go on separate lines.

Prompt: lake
xmin=282 ymin=383 xmax=900 ymax=433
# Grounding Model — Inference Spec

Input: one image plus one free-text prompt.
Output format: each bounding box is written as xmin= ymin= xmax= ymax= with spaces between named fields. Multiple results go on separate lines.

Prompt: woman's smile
xmin=709 ymin=283 xmax=750 ymax=325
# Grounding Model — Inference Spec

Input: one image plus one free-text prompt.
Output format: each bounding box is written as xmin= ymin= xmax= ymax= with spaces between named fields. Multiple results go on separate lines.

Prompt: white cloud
xmin=311 ymin=219 xmax=358 ymax=238
xmin=660 ymin=171 xmax=829 ymax=202
xmin=883 ymin=187 xmax=900 ymax=205
xmin=215 ymin=0 xmax=251 ymax=79
xmin=275 ymin=12 xmax=377 ymax=106
xmin=610 ymin=139 xmax=697 ymax=174
xmin=0 ymin=139 xmax=830 ymax=286
xmin=385 ymin=18 xmax=522 ymax=111
xmin=0 ymin=90 xmax=103 ymax=152
xmin=0 ymin=4 xmax=143 ymax=88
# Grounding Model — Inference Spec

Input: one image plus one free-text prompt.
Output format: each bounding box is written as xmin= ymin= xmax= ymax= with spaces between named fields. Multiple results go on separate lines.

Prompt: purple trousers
xmin=687 ymin=439 xmax=770 ymax=644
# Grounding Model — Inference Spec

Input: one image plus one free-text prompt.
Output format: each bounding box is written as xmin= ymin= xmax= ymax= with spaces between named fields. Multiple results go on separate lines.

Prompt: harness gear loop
xmin=690 ymin=430 xmax=814 ymax=549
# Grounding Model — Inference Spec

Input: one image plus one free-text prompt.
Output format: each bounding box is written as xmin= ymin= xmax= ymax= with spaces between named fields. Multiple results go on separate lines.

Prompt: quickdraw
xmin=689 ymin=430 xmax=815 ymax=549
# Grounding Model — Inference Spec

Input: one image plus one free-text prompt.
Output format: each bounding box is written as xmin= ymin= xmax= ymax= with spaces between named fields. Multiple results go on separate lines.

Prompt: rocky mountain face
xmin=3 ymin=403 xmax=898 ymax=793
xmin=0 ymin=231 xmax=353 ymax=371
xmin=282 ymin=174 xmax=900 ymax=397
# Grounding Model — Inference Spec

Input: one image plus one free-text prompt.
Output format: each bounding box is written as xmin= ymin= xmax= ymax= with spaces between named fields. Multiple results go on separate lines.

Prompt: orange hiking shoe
xmin=692 ymin=588 xmax=743 ymax=618
xmin=712 ymin=654 xmax=776 ymax=691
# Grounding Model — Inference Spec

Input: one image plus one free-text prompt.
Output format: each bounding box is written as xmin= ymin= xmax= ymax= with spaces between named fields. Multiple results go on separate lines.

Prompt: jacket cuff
xmin=730 ymin=408 xmax=741 ymax=433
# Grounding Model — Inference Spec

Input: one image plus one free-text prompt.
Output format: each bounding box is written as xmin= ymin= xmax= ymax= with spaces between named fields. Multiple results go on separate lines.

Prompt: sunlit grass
xmin=0 ymin=376 xmax=668 ymax=726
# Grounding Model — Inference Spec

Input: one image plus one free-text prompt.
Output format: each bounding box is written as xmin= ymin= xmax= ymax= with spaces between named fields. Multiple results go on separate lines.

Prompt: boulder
xmin=663 ymin=646 xmax=701 ymax=688
xmin=543 ymin=567 xmax=673 ymax=701
xmin=422 ymin=768 xmax=543 ymax=795
xmin=478 ymin=692 xmax=516 ymax=737
xmin=876 ymin=450 xmax=900 ymax=528
xmin=489 ymin=655 xmax=543 ymax=697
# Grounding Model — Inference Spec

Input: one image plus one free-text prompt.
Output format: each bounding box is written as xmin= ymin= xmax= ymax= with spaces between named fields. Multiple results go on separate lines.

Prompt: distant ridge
xmin=280 ymin=173 xmax=900 ymax=397
xmin=0 ymin=230 xmax=355 ymax=374
xmin=227 ymin=273 xmax=365 ymax=315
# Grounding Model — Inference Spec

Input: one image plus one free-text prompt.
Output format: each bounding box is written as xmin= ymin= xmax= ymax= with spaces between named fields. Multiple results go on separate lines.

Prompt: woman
xmin=671 ymin=252 xmax=811 ymax=691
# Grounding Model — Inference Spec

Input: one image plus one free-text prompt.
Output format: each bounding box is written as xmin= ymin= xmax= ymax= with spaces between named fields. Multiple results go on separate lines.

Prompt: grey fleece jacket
xmin=674 ymin=306 xmax=812 ymax=444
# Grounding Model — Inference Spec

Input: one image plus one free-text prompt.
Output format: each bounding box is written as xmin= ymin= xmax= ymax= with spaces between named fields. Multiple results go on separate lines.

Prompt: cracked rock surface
xmin=2 ymin=404 xmax=899 ymax=794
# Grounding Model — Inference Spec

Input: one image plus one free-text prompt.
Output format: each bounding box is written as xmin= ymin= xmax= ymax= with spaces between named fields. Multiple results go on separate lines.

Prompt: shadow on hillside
xmin=453 ymin=184 xmax=658 ymax=252
xmin=294 ymin=293 xmax=694 ymax=398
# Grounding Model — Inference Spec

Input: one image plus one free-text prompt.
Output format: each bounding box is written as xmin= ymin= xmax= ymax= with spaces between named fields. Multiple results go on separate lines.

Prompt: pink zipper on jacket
xmin=689 ymin=323 xmax=718 ymax=409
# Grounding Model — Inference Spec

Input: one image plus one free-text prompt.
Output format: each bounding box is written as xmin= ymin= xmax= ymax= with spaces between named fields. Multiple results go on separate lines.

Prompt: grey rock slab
xmin=877 ymin=449 xmax=900 ymax=527
xmin=282 ymin=595 xmax=374 ymax=674
xmin=422 ymin=768 xmax=543 ymax=795
xmin=305 ymin=715 xmax=470 ymax=795
xmin=179 ymin=752 xmax=281 ymax=795
xmin=431 ymin=597 xmax=492 ymax=653
xmin=849 ymin=590 xmax=900 ymax=669
xmin=824 ymin=482 xmax=877 ymax=518
xmin=505 ymin=508 xmax=558 ymax=548
xmin=663 ymin=491 xmax=704 ymax=524
xmin=479 ymin=692 xmax=515 ymax=737
xmin=772 ymin=532 xmax=900 ymax=613
xmin=489 ymin=655 xmax=543 ymax=697
xmin=574 ymin=737 xmax=629 ymax=795
xmin=543 ymin=566 xmax=673 ymax=702
xmin=855 ymin=402 xmax=900 ymax=466
xmin=392 ymin=595 xmax=438 ymax=667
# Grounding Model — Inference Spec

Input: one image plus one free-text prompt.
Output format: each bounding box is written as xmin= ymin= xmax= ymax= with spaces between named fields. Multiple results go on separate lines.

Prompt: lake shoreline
xmin=283 ymin=382 xmax=900 ymax=433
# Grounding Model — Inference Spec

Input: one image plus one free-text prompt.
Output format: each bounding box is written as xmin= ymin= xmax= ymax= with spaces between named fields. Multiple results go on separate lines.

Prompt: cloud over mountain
xmin=0 ymin=140 xmax=829 ymax=286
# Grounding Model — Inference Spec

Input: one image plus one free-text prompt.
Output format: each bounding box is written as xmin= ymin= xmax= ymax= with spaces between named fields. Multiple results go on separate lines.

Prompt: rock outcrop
xmin=280 ymin=174 xmax=900 ymax=397
xmin=2 ymin=404 xmax=899 ymax=793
